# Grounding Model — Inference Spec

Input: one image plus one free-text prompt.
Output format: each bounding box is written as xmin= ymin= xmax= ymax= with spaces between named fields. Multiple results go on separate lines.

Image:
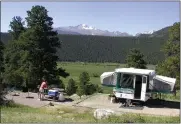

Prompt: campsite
xmin=1 ymin=62 xmax=180 ymax=123
xmin=0 ymin=2 xmax=180 ymax=123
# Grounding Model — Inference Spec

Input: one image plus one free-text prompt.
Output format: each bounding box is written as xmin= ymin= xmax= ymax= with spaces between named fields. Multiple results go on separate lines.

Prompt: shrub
xmin=76 ymin=85 xmax=85 ymax=99
xmin=92 ymin=73 xmax=99 ymax=77
xmin=66 ymin=79 xmax=77 ymax=96
xmin=85 ymin=83 xmax=96 ymax=95
xmin=94 ymin=84 xmax=103 ymax=93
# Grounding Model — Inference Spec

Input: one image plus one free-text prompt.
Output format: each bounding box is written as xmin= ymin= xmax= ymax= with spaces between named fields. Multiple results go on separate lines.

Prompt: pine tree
xmin=77 ymin=71 xmax=97 ymax=96
xmin=156 ymin=22 xmax=180 ymax=90
xmin=77 ymin=71 xmax=90 ymax=97
xmin=79 ymin=71 xmax=90 ymax=85
xmin=3 ymin=16 xmax=25 ymax=88
xmin=0 ymin=40 xmax=4 ymax=78
xmin=125 ymin=48 xmax=147 ymax=69
xmin=17 ymin=5 xmax=69 ymax=89
xmin=0 ymin=40 xmax=4 ymax=105
xmin=76 ymin=84 xmax=85 ymax=99
xmin=3 ymin=6 xmax=69 ymax=90
xmin=66 ymin=78 xmax=77 ymax=96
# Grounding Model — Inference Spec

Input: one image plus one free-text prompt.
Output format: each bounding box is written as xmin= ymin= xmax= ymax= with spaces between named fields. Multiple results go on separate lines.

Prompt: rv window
xmin=120 ymin=74 xmax=134 ymax=89
xmin=143 ymin=76 xmax=147 ymax=83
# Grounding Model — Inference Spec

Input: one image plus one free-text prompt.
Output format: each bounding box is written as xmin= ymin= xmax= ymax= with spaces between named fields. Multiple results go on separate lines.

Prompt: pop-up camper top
xmin=100 ymin=67 xmax=176 ymax=104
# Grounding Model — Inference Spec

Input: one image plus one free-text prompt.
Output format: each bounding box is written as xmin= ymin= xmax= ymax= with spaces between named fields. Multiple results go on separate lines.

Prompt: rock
xmin=49 ymin=102 xmax=54 ymax=106
xmin=59 ymin=111 xmax=65 ymax=114
xmin=57 ymin=116 xmax=62 ymax=118
xmin=93 ymin=109 xmax=115 ymax=119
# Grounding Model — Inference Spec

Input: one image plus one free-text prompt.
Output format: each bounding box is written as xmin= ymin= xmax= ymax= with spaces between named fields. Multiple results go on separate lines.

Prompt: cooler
xmin=48 ymin=89 xmax=59 ymax=97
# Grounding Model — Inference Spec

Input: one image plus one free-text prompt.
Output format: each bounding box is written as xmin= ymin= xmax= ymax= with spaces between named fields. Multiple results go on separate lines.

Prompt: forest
xmin=1 ymin=31 xmax=168 ymax=65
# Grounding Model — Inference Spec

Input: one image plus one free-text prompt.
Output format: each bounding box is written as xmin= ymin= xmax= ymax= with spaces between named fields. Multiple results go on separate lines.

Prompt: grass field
xmin=58 ymin=62 xmax=156 ymax=93
xmin=1 ymin=103 xmax=180 ymax=123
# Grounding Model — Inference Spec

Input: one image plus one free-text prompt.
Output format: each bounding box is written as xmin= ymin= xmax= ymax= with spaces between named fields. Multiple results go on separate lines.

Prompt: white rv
xmin=100 ymin=68 xmax=176 ymax=105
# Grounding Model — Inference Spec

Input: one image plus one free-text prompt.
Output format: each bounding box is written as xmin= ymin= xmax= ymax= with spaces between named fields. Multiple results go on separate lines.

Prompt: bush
xmin=66 ymin=79 xmax=77 ymax=96
xmin=85 ymin=84 xmax=103 ymax=95
xmin=76 ymin=85 xmax=85 ymax=99
xmin=77 ymin=72 xmax=103 ymax=97
xmin=85 ymin=83 xmax=96 ymax=95
xmin=92 ymin=73 xmax=99 ymax=77
xmin=94 ymin=84 xmax=103 ymax=93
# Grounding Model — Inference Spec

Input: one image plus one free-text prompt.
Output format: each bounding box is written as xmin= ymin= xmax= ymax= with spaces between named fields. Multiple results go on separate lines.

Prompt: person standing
xmin=39 ymin=78 xmax=48 ymax=100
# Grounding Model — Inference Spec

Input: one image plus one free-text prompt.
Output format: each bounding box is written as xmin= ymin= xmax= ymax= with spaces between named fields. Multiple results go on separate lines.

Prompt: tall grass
xmin=1 ymin=103 xmax=180 ymax=123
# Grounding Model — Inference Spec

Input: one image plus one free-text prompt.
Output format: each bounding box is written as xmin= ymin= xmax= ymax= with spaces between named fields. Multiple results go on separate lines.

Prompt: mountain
xmin=54 ymin=24 xmax=171 ymax=38
xmin=0 ymin=24 xmax=170 ymax=64
xmin=135 ymin=30 xmax=155 ymax=36
xmin=54 ymin=24 xmax=133 ymax=37
xmin=1 ymin=25 xmax=170 ymax=45
xmin=53 ymin=29 xmax=81 ymax=35
xmin=136 ymin=26 xmax=170 ymax=38
xmin=151 ymin=26 xmax=170 ymax=37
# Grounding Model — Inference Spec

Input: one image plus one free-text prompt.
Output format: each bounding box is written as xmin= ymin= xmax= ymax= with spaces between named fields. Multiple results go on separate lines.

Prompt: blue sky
xmin=1 ymin=2 xmax=180 ymax=35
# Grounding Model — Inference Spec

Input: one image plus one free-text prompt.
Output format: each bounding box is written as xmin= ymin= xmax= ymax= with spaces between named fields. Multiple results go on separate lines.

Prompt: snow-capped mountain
xmin=135 ymin=30 xmax=155 ymax=36
xmin=54 ymin=24 xmax=132 ymax=37
xmin=143 ymin=30 xmax=155 ymax=34
xmin=54 ymin=24 xmax=160 ymax=37
xmin=76 ymin=24 xmax=97 ymax=30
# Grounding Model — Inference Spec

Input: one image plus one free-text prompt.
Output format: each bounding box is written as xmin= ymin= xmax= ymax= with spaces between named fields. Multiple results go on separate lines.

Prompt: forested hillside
xmin=1 ymin=30 xmax=168 ymax=64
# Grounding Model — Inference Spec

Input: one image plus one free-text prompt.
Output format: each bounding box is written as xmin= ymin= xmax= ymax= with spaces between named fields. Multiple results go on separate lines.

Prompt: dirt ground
xmin=5 ymin=92 xmax=180 ymax=117
xmin=5 ymin=92 xmax=74 ymax=108
xmin=76 ymin=93 xmax=180 ymax=117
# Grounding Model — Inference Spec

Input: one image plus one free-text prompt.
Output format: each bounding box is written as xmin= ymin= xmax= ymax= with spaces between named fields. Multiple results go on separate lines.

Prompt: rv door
xmin=141 ymin=75 xmax=147 ymax=101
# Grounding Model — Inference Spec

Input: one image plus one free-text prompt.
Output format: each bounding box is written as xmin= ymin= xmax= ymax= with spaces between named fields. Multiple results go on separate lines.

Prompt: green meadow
xmin=58 ymin=62 xmax=156 ymax=93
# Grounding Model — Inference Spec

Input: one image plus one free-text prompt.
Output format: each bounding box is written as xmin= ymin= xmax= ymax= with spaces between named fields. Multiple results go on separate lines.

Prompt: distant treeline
xmin=1 ymin=33 xmax=168 ymax=64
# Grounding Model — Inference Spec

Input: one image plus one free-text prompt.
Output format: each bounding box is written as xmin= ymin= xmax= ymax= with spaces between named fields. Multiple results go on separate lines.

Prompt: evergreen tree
xmin=3 ymin=6 xmax=69 ymax=90
xmin=0 ymin=40 xmax=4 ymax=105
xmin=77 ymin=71 xmax=90 ymax=96
xmin=125 ymin=48 xmax=147 ymax=69
xmin=8 ymin=16 xmax=26 ymax=40
xmin=66 ymin=78 xmax=77 ymax=96
xmin=77 ymin=71 xmax=97 ymax=96
xmin=79 ymin=71 xmax=90 ymax=85
xmin=3 ymin=16 xmax=25 ymax=88
xmin=0 ymin=40 xmax=4 ymax=78
xmin=17 ymin=5 xmax=69 ymax=89
xmin=76 ymin=84 xmax=84 ymax=99
xmin=156 ymin=22 xmax=180 ymax=89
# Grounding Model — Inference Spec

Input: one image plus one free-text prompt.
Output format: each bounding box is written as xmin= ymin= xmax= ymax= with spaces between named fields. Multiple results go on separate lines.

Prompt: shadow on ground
xmin=145 ymin=99 xmax=180 ymax=109
xmin=42 ymin=97 xmax=74 ymax=102
xmin=118 ymin=98 xmax=180 ymax=110
xmin=64 ymin=98 xmax=74 ymax=102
